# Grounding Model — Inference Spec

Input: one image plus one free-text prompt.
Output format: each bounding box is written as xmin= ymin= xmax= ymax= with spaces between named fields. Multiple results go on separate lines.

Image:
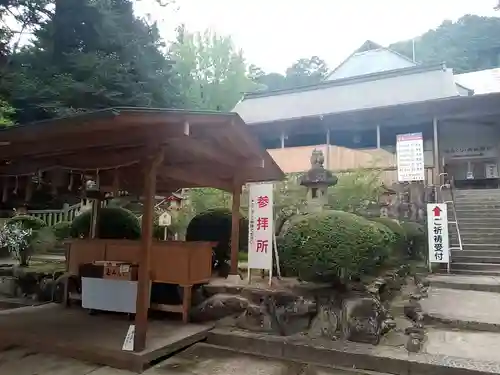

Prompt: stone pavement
xmin=0 ymin=344 xmax=389 ymax=375
xmin=420 ymin=287 xmax=500 ymax=330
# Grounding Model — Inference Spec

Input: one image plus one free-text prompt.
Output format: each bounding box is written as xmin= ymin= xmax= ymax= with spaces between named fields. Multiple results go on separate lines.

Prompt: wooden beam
xmin=0 ymin=147 xmax=147 ymax=176
xmin=134 ymin=149 xmax=163 ymax=352
xmin=230 ymin=183 xmax=242 ymax=275
xmin=158 ymin=165 xmax=233 ymax=191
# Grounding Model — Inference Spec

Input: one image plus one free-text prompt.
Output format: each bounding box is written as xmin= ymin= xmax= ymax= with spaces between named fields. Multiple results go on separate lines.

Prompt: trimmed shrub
xmin=6 ymin=215 xmax=47 ymax=230
xmin=369 ymin=221 xmax=396 ymax=264
xmin=70 ymin=207 xmax=141 ymax=239
xmin=369 ymin=217 xmax=408 ymax=257
xmin=52 ymin=221 xmax=72 ymax=240
xmin=400 ymin=221 xmax=427 ymax=259
xmin=186 ymin=208 xmax=248 ymax=269
xmin=278 ymin=210 xmax=387 ymax=282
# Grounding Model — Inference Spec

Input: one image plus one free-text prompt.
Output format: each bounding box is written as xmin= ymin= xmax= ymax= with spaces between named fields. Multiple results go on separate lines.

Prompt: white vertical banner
xmin=427 ymin=203 xmax=450 ymax=265
xmin=396 ymin=132 xmax=425 ymax=182
xmin=248 ymin=183 xmax=274 ymax=270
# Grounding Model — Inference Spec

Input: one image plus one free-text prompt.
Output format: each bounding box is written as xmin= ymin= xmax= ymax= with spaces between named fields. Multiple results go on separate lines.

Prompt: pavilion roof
xmin=0 ymin=108 xmax=284 ymax=194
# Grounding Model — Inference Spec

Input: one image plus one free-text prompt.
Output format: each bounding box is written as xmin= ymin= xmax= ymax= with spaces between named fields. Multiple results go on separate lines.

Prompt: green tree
xmin=391 ymin=15 xmax=500 ymax=73
xmin=3 ymin=0 xmax=184 ymax=123
xmin=0 ymin=99 xmax=14 ymax=126
xmin=285 ymin=56 xmax=329 ymax=87
xmin=170 ymin=25 xmax=260 ymax=111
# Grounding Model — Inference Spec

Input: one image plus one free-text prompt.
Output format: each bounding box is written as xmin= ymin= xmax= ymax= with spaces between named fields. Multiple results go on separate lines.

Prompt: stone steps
xmin=451 ymin=262 xmax=500 ymax=273
xmin=452 ymin=255 xmax=500 ymax=264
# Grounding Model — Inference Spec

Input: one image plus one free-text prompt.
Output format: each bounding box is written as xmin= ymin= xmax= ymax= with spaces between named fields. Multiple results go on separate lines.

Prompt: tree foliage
xmin=249 ymin=56 xmax=329 ymax=92
xmin=170 ymin=25 xmax=259 ymax=111
xmin=2 ymin=0 xmax=184 ymax=123
xmin=390 ymin=15 xmax=500 ymax=74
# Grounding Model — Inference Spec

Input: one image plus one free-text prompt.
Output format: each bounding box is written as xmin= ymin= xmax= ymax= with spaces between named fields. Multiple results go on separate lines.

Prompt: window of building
xmin=331 ymin=128 xmax=377 ymax=149
xmin=256 ymin=133 xmax=282 ymax=149
xmin=380 ymin=123 xmax=433 ymax=148
xmin=285 ymin=131 xmax=327 ymax=147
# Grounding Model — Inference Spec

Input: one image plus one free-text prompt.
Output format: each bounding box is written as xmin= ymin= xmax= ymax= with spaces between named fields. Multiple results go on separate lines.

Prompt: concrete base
xmin=225 ymin=274 xmax=243 ymax=283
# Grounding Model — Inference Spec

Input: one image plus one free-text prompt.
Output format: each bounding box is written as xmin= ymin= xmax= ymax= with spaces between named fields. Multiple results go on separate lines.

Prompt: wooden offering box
xmin=67 ymin=239 xmax=214 ymax=322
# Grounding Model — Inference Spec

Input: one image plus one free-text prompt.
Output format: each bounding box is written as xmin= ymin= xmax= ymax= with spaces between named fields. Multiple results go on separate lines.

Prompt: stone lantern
xmin=300 ymin=149 xmax=338 ymax=213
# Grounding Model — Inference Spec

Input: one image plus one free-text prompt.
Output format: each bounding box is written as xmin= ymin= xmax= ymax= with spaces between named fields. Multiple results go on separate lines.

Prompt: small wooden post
xmin=134 ymin=150 xmax=162 ymax=352
xmin=229 ymin=183 xmax=242 ymax=276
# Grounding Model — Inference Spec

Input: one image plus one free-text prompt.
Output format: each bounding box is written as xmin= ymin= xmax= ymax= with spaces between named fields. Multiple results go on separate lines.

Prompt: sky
xmin=137 ymin=0 xmax=499 ymax=73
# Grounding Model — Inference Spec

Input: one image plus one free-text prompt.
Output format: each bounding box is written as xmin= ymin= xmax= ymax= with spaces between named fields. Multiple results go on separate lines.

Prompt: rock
xmin=0 ymin=276 xmax=19 ymax=297
xmin=405 ymin=326 xmax=425 ymax=339
xmin=309 ymin=305 xmax=339 ymax=340
xmin=341 ymin=296 xmax=385 ymax=345
xmin=381 ymin=318 xmax=397 ymax=335
xmin=190 ymin=293 xmax=250 ymax=322
xmin=409 ymin=293 xmax=423 ymax=301
xmin=236 ymin=302 xmax=274 ymax=333
xmin=35 ymin=277 xmax=55 ymax=302
xmin=404 ymin=300 xmax=423 ymax=322
xmin=268 ymin=295 xmax=316 ymax=336
xmin=405 ymin=334 xmax=423 ymax=352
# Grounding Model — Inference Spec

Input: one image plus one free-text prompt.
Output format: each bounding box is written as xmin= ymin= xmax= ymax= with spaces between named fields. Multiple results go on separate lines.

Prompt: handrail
xmin=439 ymin=172 xmax=463 ymax=252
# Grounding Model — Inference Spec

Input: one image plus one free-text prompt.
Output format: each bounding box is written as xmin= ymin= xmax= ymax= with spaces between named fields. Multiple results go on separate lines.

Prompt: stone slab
xmin=425 ymin=328 xmax=500 ymax=364
xmin=207 ymin=328 xmax=500 ymax=375
xmin=144 ymin=343 xmax=390 ymax=375
xmin=426 ymin=274 xmax=500 ymax=293
xmin=421 ymin=287 xmax=500 ymax=330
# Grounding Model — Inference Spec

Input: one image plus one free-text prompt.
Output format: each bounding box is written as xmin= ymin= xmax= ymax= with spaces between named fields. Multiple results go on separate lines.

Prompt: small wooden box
xmin=102 ymin=263 xmax=138 ymax=281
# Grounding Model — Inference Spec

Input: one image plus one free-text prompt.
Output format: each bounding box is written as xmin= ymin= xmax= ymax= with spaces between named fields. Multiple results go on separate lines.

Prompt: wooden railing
xmin=27 ymin=199 xmax=94 ymax=226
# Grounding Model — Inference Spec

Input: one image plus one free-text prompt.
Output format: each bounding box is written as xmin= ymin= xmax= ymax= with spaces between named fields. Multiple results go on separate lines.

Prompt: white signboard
xmin=396 ymin=133 xmax=425 ymax=182
xmin=122 ymin=324 xmax=135 ymax=351
xmin=158 ymin=212 xmax=171 ymax=227
xmin=248 ymin=183 xmax=274 ymax=270
xmin=427 ymin=203 xmax=449 ymax=264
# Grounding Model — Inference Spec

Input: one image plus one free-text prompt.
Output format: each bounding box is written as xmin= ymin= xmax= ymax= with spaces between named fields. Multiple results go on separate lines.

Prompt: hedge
xmin=6 ymin=215 xmax=47 ymax=230
xmin=278 ymin=210 xmax=388 ymax=282
xmin=52 ymin=221 xmax=72 ymax=240
xmin=369 ymin=217 xmax=408 ymax=257
xmin=70 ymin=207 xmax=141 ymax=239
xmin=185 ymin=208 xmax=248 ymax=269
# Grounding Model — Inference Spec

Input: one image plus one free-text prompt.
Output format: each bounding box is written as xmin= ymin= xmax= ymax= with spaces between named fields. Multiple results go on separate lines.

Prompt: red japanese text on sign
xmin=257 ymin=195 xmax=269 ymax=208
xmin=257 ymin=217 xmax=269 ymax=231
xmin=256 ymin=239 xmax=269 ymax=253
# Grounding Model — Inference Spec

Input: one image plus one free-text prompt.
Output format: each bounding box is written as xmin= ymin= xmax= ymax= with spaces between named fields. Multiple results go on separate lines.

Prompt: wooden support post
xmin=134 ymin=150 xmax=162 ymax=352
xmin=326 ymin=128 xmax=331 ymax=170
xmin=229 ymin=184 xmax=242 ymax=276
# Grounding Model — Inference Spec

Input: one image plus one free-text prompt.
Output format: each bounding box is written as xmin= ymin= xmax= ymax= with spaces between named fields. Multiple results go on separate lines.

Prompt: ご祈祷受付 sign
xmin=426 ymin=203 xmax=449 ymax=265
xmin=396 ymin=133 xmax=425 ymax=182
xmin=247 ymin=183 xmax=274 ymax=270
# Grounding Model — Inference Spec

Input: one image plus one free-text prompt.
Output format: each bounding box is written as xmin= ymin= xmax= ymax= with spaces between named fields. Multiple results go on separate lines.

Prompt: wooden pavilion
xmin=0 ymin=108 xmax=284 ymax=363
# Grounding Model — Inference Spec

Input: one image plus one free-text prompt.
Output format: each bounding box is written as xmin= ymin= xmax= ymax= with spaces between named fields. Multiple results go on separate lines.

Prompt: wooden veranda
xmin=0 ymin=108 xmax=284 ymax=358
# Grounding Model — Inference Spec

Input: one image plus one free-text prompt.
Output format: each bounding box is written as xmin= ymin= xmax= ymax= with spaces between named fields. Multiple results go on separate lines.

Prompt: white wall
xmin=235 ymin=68 xmax=461 ymax=124
xmin=327 ymin=49 xmax=415 ymax=81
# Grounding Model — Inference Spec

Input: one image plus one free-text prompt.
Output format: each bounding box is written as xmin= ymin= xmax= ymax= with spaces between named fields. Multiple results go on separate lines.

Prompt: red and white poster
xmin=247 ymin=183 xmax=274 ymax=270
